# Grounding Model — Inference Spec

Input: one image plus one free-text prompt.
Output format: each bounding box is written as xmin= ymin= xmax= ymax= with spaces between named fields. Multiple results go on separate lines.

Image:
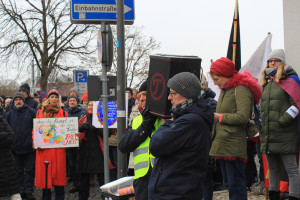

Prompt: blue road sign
xmin=74 ymin=70 xmax=88 ymax=83
xmin=70 ymin=0 xmax=135 ymax=25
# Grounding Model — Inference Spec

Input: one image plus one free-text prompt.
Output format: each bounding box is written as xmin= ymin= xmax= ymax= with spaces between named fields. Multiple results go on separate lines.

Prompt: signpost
xmin=70 ymin=0 xmax=134 ymax=25
xmin=73 ymin=70 xmax=89 ymax=94
xmin=70 ymin=0 xmax=132 ymax=181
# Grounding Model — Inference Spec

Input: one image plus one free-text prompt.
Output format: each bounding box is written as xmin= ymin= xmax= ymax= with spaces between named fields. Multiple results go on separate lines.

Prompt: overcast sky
xmin=133 ymin=0 xmax=284 ymax=73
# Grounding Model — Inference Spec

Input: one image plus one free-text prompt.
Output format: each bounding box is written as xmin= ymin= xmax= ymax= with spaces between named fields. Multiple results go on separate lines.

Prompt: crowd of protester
xmin=0 ymin=49 xmax=299 ymax=200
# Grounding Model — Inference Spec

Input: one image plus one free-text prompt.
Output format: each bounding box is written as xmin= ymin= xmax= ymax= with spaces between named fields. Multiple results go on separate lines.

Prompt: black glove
xmin=141 ymin=109 xmax=157 ymax=136
xmin=80 ymin=123 xmax=89 ymax=131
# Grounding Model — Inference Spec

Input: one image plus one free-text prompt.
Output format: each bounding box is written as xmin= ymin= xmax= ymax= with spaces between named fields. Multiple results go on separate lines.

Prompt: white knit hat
xmin=268 ymin=49 xmax=285 ymax=64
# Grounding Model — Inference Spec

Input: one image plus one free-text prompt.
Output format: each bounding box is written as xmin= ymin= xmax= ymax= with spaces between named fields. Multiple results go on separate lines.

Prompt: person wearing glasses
xmin=260 ymin=49 xmax=300 ymax=200
xmin=148 ymin=72 xmax=214 ymax=200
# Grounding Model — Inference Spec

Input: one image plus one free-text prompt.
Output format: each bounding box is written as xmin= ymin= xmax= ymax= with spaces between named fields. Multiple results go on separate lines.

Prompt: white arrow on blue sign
xmin=70 ymin=0 xmax=135 ymax=25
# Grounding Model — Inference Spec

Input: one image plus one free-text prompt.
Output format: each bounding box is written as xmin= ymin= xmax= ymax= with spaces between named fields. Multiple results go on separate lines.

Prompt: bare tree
xmin=110 ymin=26 xmax=160 ymax=89
xmin=0 ymin=0 xmax=97 ymax=91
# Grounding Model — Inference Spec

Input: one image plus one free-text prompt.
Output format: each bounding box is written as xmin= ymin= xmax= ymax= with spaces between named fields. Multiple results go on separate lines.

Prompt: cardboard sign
xmin=33 ymin=117 xmax=79 ymax=149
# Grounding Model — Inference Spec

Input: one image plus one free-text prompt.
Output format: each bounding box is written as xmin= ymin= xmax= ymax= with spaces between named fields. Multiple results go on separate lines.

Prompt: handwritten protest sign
xmin=33 ymin=117 xmax=79 ymax=149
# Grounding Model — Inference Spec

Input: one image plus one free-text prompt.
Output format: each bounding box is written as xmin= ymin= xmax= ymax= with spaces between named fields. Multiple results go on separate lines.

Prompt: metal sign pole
xmin=101 ymin=22 xmax=110 ymax=184
xmin=116 ymin=0 xmax=127 ymax=178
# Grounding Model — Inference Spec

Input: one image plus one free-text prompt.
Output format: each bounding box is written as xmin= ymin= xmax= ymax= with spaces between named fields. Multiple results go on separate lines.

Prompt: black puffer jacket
xmin=0 ymin=115 xmax=19 ymax=197
xmin=77 ymin=113 xmax=104 ymax=173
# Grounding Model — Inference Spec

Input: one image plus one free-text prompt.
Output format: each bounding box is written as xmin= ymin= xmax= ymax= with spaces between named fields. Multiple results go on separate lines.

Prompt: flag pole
xmin=232 ymin=0 xmax=238 ymax=64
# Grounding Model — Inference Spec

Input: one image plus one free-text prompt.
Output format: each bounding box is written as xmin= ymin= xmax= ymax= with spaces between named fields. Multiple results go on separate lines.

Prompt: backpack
xmin=234 ymin=88 xmax=262 ymax=138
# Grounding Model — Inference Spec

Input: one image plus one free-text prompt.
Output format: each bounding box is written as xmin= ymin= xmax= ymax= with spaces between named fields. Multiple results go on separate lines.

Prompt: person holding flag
xmin=260 ymin=49 xmax=300 ymax=200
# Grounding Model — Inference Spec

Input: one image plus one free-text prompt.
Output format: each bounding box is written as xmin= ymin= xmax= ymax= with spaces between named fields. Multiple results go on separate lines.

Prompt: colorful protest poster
xmin=33 ymin=117 xmax=79 ymax=149
xmin=92 ymin=94 xmax=128 ymax=128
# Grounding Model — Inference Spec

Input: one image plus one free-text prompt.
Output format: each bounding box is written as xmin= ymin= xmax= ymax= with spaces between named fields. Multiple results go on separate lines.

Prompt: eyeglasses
xmin=169 ymin=92 xmax=177 ymax=98
xmin=268 ymin=59 xmax=281 ymax=63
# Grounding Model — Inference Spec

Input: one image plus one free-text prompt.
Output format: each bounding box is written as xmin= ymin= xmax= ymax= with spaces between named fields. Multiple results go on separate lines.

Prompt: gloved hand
xmin=141 ymin=109 xmax=157 ymax=137
xmin=142 ymin=109 xmax=157 ymax=125
xmin=80 ymin=123 xmax=89 ymax=131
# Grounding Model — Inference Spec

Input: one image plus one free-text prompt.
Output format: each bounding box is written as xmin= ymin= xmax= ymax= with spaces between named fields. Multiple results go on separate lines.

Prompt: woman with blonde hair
xmin=260 ymin=49 xmax=300 ymax=200
xmin=33 ymin=89 xmax=68 ymax=200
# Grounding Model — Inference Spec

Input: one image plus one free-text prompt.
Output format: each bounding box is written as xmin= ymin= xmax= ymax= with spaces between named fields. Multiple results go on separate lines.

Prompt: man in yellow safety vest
xmin=118 ymin=81 xmax=162 ymax=200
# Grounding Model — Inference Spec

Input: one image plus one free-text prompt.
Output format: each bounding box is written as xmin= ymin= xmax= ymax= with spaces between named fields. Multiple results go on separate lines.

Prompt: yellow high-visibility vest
xmin=132 ymin=114 xmax=162 ymax=179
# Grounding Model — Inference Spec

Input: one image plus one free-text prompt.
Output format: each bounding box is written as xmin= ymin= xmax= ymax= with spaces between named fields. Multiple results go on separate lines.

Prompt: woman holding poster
xmin=33 ymin=89 xmax=68 ymax=200
xmin=77 ymin=101 xmax=111 ymax=200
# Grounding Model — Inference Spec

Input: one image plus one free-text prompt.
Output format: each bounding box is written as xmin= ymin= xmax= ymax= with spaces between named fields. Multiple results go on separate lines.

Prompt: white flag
xmin=239 ymin=34 xmax=272 ymax=80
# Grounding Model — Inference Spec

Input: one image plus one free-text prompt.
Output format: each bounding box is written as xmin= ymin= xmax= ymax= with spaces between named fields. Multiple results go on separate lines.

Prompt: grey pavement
xmin=32 ymin=177 xmax=103 ymax=200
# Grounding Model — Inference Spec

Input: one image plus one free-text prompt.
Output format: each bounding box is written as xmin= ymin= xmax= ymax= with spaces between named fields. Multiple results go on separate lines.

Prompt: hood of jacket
xmin=171 ymin=97 xmax=214 ymax=131
xmin=224 ymin=71 xmax=262 ymax=104
xmin=202 ymin=88 xmax=216 ymax=99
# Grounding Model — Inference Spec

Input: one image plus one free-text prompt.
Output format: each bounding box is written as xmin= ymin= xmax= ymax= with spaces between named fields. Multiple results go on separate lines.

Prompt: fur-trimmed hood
xmin=224 ymin=71 xmax=262 ymax=104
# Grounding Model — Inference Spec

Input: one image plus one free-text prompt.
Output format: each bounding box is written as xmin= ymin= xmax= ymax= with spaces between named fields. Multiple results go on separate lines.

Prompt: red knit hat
xmin=48 ymin=89 xmax=59 ymax=98
xmin=81 ymin=91 xmax=88 ymax=101
xmin=210 ymin=57 xmax=237 ymax=78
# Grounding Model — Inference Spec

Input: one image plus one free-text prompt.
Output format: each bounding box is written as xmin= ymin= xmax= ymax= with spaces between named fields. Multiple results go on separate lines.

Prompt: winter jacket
xmin=260 ymin=66 xmax=299 ymax=154
xmin=0 ymin=115 xmax=19 ymax=197
xmin=66 ymin=105 xmax=86 ymax=120
xmin=0 ymin=109 xmax=6 ymax=119
xmin=209 ymin=72 xmax=262 ymax=159
xmin=25 ymin=96 xmax=38 ymax=110
xmin=148 ymin=97 xmax=214 ymax=200
xmin=202 ymin=88 xmax=217 ymax=111
xmin=6 ymin=104 xmax=36 ymax=155
xmin=77 ymin=113 xmax=104 ymax=174
xmin=34 ymin=108 xmax=67 ymax=189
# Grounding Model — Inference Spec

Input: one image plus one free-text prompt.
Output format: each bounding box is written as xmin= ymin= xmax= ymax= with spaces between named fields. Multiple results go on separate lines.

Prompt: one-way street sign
xmin=70 ymin=0 xmax=135 ymax=25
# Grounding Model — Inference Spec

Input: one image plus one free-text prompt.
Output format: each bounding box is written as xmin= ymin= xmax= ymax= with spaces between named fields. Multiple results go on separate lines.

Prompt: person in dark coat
xmin=19 ymin=83 xmax=38 ymax=110
xmin=0 ymin=115 xmax=22 ymax=200
xmin=0 ymin=97 xmax=6 ymax=118
xmin=77 ymin=101 xmax=105 ymax=200
xmin=66 ymin=96 xmax=86 ymax=193
xmin=148 ymin=72 xmax=214 ymax=200
xmin=126 ymin=87 xmax=136 ymax=118
xmin=6 ymin=92 xmax=36 ymax=200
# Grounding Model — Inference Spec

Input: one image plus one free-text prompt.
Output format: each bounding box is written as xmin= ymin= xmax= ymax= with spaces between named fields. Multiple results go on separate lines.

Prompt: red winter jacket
xmin=33 ymin=108 xmax=67 ymax=189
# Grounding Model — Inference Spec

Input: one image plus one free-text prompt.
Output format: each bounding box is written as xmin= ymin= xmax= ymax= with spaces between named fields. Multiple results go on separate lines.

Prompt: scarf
xmin=42 ymin=103 xmax=60 ymax=118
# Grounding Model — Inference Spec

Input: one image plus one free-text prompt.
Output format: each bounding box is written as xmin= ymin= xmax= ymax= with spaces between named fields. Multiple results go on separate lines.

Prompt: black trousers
xmin=79 ymin=173 xmax=104 ymax=200
xmin=42 ymin=186 xmax=64 ymax=200
xmin=133 ymin=168 xmax=152 ymax=200
xmin=66 ymin=147 xmax=79 ymax=186
xmin=13 ymin=152 xmax=35 ymax=194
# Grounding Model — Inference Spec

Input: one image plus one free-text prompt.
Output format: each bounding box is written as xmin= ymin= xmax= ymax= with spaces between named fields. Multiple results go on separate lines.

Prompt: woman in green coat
xmin=209 ymin=57 xmax=262 ymax=200
xmin=260 ymin=49 xmax=300 ymax=200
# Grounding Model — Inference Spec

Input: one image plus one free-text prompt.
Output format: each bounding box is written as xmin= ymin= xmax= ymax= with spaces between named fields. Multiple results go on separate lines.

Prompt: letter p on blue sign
xmin=75 ymin=71 xmax=88 ymax=83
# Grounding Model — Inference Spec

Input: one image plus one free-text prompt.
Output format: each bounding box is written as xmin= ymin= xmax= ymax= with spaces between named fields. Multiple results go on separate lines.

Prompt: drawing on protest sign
xmin=33 ymin=117 xmax=79 ymax=149
xmin=92 ymin=94 xmax=128 ymax=128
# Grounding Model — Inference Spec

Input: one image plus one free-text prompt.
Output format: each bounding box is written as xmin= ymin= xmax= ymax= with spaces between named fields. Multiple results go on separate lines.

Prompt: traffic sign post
xmin=70 ymin=0 xmax=135 ymax=25
xmin=73 ymin=70 xmax=89 ymax=94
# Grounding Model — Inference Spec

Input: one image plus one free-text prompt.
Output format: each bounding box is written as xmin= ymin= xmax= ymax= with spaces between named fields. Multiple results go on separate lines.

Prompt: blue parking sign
xmin=74 ymin=70 xmax=88 ymax=83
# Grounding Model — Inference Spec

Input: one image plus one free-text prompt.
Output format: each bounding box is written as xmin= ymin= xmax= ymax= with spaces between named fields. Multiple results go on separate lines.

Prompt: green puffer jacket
xmin=260 ymin=66 xmax=299 ymax=154
xmin=209 ymin=85 xmax=253 ymax=159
